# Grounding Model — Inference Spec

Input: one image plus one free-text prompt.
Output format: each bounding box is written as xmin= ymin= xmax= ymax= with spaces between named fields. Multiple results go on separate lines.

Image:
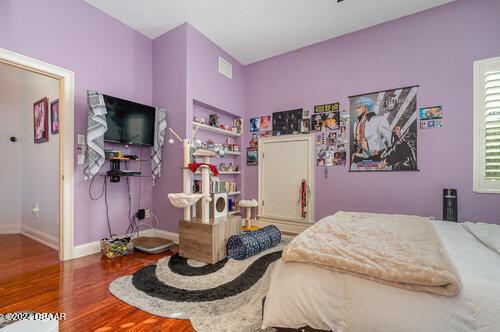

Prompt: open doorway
xmin=0 ymin=48 xmax=74 ymax=261
xmin=0 ymin=63 xmax=60 ymax=256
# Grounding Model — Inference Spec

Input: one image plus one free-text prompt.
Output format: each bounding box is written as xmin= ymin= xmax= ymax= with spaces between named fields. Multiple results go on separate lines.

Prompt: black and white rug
xmin=109 ymin=241 xmax=288 ymax=331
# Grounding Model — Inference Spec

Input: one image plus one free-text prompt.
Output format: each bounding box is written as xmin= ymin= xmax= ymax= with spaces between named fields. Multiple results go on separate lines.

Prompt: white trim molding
xmin=72 ymin=230 xmax=179 ymax=259
xmin=473 ymin=56 xmax=500 ymax=194
xmin=0 ymin=48 xmax=75 ymax=260
xmin=258 ymin=134 xmax=315 ymax=223
xmin=21 ymin=225 xmax=59 ymax=251
xmin=0 ymin=225 xmax=21 ymax=234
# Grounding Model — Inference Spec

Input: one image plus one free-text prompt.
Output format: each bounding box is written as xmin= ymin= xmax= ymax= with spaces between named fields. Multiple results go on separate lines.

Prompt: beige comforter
xmin=282 ymin=211 xmax=461 ymax=296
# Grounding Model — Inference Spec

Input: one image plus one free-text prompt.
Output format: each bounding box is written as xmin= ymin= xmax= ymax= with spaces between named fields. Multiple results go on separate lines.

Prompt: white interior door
xmin=258 ymin=135 xmax=314 ymax=223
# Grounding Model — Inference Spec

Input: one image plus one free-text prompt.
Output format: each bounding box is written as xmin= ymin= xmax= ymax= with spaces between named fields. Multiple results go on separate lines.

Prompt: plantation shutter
xmin=485 ymin=70 xmax=500 ymax=180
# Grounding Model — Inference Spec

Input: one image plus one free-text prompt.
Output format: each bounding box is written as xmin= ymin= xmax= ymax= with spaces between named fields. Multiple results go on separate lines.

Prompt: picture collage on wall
xmin=314 ymin=103 xmax=348 ymax=167
xmin=419 ymin=106 xmax=443 ymax=129
xmin=271 ymin=109 xmax=304 ymax=136
xmin=349 ymin=85 xmax=418 ymax=172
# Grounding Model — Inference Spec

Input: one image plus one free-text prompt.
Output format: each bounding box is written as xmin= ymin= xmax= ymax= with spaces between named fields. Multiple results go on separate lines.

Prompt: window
xmin=474 ymin=56 xmax=500 ymax=193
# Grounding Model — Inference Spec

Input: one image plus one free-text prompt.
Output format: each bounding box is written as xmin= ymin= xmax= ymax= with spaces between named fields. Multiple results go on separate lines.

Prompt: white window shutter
xmin=474 ymin=56 xmax=500 ymax=193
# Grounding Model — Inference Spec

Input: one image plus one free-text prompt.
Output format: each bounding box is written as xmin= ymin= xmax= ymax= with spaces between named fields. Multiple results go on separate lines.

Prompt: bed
xmin=262 ymin=217 xmax=500 ymax=331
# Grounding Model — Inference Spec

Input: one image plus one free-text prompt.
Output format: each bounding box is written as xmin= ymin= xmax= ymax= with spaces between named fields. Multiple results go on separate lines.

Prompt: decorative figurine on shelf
xmin=227 ymin=163 xmax=234 ymax=172
xmin=233 ymin=144 xmax=240 ymax=152
xmin=206 ymin=139 xmax=214 ymax=149
xmin=233 ymin=118 xmax=243 ymax=134
xmin=209 ymin=114 xmax=220 ymax=127
xmin=219 ymin=163 xmax=227 ymax=172
xmin=235 ymin=164 xmax=240 ymax=172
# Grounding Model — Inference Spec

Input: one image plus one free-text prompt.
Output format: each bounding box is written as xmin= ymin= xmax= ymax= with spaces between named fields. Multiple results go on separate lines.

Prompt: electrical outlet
xmin=145 ymin=209 xmax=151 ymax=218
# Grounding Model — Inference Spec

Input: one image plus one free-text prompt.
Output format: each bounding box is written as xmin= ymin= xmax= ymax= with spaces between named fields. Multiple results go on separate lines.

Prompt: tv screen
xmin=103 ymin=94 xmax=155 ymax=146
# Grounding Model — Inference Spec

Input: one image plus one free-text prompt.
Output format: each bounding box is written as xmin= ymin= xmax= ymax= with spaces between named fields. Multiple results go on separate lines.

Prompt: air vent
xmin=218 ymin=56 xmax=232 ymax=79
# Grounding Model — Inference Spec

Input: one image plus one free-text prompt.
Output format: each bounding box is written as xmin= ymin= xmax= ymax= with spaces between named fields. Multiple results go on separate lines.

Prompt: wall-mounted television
xmin=103 ymin=94 xmax=155 ymax=146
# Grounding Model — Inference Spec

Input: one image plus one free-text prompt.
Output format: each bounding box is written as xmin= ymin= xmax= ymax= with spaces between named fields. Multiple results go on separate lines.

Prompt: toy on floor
xmin=239 ymin=199 xmax=259 ymax=231
xmin=226 ymin=225 xmax=281 ymax=260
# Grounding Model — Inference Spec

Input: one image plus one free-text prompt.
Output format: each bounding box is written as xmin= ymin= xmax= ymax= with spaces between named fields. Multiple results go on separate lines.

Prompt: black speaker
xmin=443 ymin=189 xmax=458 ymax=222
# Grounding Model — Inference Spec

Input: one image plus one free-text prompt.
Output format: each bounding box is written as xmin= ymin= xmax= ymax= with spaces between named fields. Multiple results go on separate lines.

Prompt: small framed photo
xmin=50 ymin=99 xmax=60 ymax=134
xmin=33 ymin=97 xmax=49 ymax=143
xmin=247 ymin=147 xmax=258 ymax=166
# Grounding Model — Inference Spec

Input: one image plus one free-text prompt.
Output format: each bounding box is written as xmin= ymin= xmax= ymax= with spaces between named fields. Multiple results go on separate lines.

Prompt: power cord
xmin=89 ymin=175 xmax=112 ymax=238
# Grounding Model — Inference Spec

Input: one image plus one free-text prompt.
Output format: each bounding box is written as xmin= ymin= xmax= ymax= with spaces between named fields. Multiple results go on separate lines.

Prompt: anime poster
xmin=315 ymin=110 xmax=348 ymax=167
xmin=312 ymin=111 xmax=340 ymax=132
xmin=419 ymin=106 xmax=443 ymax=129
xmin=260 ymin=115 xmax=272 ymax=131
xmin=349 ymin=86 xmax=418 ymax=172
xmin=272 ymin=109 xmax=303 ymax=136
xmin=250 ymin=117 xmax=260 ymax=132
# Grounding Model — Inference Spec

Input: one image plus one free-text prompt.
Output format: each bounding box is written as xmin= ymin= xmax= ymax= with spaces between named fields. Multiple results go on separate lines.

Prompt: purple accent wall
xmin=243 ymin=0 xmax=500 ymax=224
xmin=152 ymin=24 xmax=246 ymax=233
xmin=152 ymin=23 xmax=188 ymax=232
xmin=0 ymin=0 xmax=154 ymax=245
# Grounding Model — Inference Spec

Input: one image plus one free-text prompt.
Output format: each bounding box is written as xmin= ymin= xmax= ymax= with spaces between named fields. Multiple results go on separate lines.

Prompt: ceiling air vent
xmin=218 ymin=56 xmax=232 ymax=79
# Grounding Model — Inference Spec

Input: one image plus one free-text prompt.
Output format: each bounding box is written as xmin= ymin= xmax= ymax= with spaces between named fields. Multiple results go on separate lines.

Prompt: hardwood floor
xmin=0 ymin=234 xmax=194 ymax=331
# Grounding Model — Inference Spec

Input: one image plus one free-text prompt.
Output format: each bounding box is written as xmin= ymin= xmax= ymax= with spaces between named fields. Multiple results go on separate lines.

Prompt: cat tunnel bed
xmin=226 ymin=225 xmax=282 ymax=260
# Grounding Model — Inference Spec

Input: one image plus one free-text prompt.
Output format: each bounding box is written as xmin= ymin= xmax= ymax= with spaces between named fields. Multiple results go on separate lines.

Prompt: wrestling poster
xmin=349 ymin=86 xmax=418 ymax=172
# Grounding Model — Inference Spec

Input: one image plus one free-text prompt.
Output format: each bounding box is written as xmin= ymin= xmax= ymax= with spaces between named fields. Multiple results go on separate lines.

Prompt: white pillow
xmin=463 ymin=221 xmax=500 ymax=254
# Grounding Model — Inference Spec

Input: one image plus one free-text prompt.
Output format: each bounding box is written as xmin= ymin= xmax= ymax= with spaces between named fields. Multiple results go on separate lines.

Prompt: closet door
xmin=258 ymin=135 xmax=314 ymax=223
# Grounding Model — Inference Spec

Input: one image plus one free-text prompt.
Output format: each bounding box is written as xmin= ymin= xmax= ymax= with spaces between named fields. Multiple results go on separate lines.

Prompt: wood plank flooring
xmin=0 ymin=234 xmax=194 ymax=331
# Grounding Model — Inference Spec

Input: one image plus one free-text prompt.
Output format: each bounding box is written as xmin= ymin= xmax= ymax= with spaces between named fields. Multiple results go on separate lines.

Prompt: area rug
xmin=109 ymin=240 xmax=288 ymax=331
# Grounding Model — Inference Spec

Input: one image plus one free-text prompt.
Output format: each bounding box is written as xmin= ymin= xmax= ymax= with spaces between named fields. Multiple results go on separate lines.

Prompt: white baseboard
xmin=257 ymin=217 xmax=312 ymax=234
xmin=72 ymin=229 xmax=179 ymax=259
xmin=72 ymin=240 xmax=101 ymax=259
xmin=21 ymin=225 xmax=59 ymax=251
xmin=0 ymin=224 xmax=21 ymax=234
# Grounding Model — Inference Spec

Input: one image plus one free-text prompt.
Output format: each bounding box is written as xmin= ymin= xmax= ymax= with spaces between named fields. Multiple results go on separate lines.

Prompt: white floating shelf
xmin=228 ymin=191 xmax=241 ymax=196
xmin=194 ymin=171 xmax=241 ymax=175
xmin=223 ymin=151 xmax=242 ymax=156
xmin=228 ymin=210 xmax=241 ymax=215
xmin=193 ymin=122 xmax=241 ymax=137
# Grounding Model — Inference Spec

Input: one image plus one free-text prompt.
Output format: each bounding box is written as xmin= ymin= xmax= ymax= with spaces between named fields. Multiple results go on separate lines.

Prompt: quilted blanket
xmin=282 ymin=211 xmax=460 ymax=296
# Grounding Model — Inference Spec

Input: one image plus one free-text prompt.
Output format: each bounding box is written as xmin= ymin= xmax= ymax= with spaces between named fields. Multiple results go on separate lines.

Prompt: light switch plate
xmin=77 ymin=154 xmax=85 ymax=165
xmin=77 ymin=134 xmax=85 ymax=145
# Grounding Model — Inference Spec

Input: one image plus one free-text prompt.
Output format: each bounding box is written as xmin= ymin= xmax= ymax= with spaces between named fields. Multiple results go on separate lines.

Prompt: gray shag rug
xmin=110 ymin=241 xmax=288 ymax=332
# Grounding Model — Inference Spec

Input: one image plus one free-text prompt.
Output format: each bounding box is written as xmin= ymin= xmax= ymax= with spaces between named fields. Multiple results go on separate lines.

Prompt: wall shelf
xmin=228 ymin=210 xmax=241 ymax=215
xmin=193 ymin=121 xmax=241 ymax=137
xmin=194 ymin=171 xmax=241 ymax=175
xmin=223 ymin=151 xmax=241 ymax=156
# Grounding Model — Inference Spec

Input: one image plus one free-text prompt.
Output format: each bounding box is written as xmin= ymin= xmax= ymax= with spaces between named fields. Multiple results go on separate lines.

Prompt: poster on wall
xmin=314 ymin=109 xmax=348 ymax=167
xmin=250 ymin=117 xmax=260 ymax=132
xmin=33 ymin=97 xmax=49 ymax=143
xmin=349 ymin=85 xmax=418 ymax=172
xmin=312 ymin=111 xmax=340 ymax=132
xmin=272 ymin=108 xmax=303 ymax=136
xmin=50 ymin=99 xmax=59 ymax=134
xmin=419 ymin=106 xmax=443 ymax=129
xmin=314 ymin=102 xmax=339 ymax=114
xmin=247 ymin=147 xmax=258 ymax=166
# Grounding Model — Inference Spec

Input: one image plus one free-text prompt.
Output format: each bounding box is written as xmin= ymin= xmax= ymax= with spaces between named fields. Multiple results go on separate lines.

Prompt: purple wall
xmin=152 ymin=24 xmax=246 ymax=233
xmin=243 ymin=0 xmax=500 ymax=224
xmin=152 ymin=24 xmax=188 ymax=232
xmin=1 ymin=0 xmax=154 ymax=245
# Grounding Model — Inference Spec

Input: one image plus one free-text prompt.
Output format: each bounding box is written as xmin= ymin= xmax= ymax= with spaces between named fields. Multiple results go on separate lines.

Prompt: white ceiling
xmin=84 ymin=0 xmax=454 ymax=65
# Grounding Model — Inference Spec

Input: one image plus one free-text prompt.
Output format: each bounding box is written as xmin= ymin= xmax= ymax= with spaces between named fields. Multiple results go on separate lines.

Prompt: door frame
xmin=258 ymin=134 xmax=315 ymax=224
xmin=0 ymin=48 xmax=75 ymax=260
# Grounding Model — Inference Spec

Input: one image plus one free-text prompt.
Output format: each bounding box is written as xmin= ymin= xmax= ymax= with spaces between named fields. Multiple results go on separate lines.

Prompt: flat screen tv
xmin=103 ymin=94 xmax=155 ymax=146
